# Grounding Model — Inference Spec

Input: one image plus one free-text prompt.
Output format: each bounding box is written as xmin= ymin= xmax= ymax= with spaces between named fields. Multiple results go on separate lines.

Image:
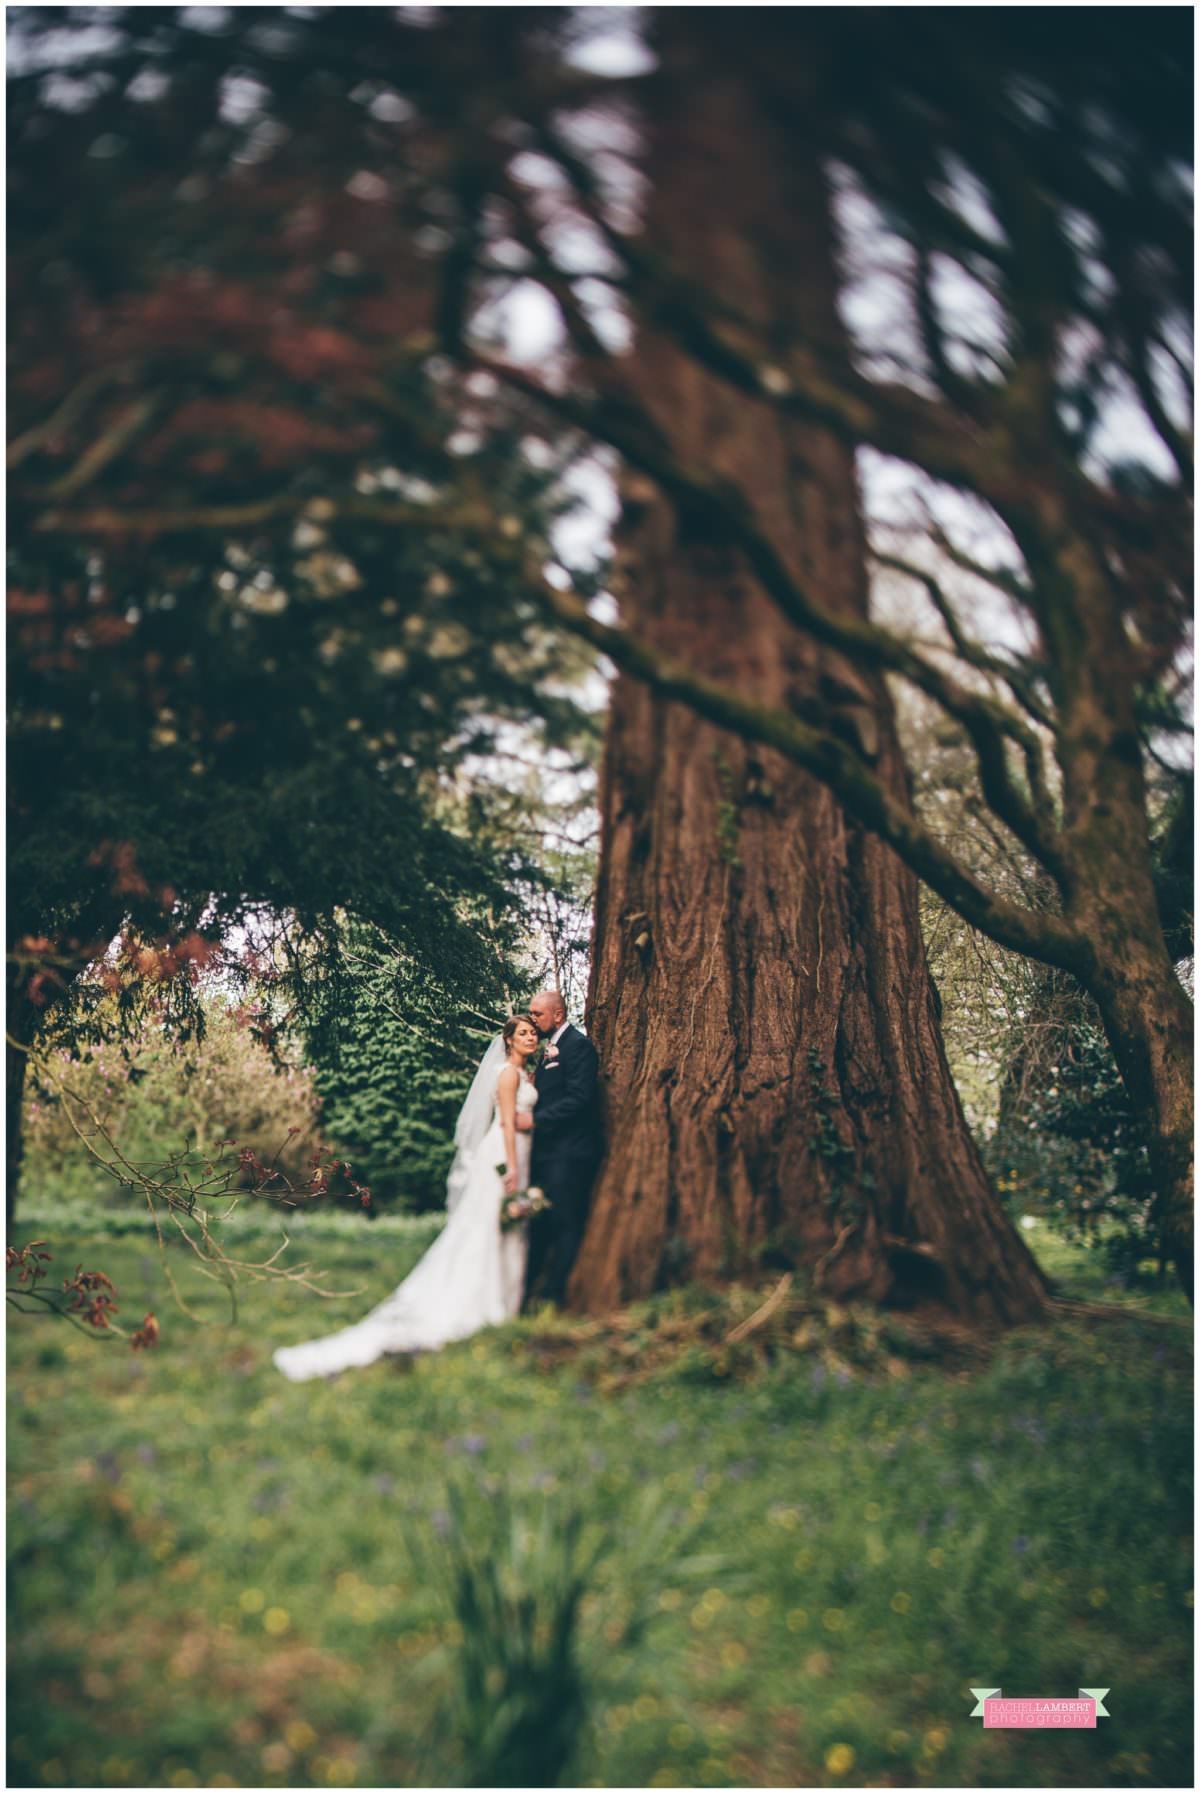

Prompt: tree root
xmin=811 ymin=1224 xmax=855 ymax=1291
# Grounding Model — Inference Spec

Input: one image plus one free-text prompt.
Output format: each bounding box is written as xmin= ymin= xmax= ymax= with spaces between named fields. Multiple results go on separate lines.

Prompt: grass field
xmin=7 ymin=1206 xmax=1193 ymax=1788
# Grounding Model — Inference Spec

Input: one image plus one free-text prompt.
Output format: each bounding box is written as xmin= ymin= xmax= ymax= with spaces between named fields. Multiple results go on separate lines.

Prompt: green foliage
xmin=417 ymin=1483 xmax=598 ymax=1786
xmin=712 ymin=753 xmax=742 ymax=871
xmin=453 ymin=767 xmax=600 ymax=1018
xmin=805 ymin=1049 xmax=864 ymax=1227
xmin=9 ymin=5 xmax=605 ymax=1030
xmin=6 ymin=1218 xmax=1191 ymax=1789
xmin=987 ymin=1013 xmax=1164 ymax=1287
xmin=907 ymin=682 xmax=1192 ymax=1288
xmin=9 ymin=14 xmax=606 ymax=1157
xmin=18 ymin=1191 xmax=447 ymax=1249
xmin=313 ymin=1018 xmax=467 ymax=1214
xmin=978 ymin=767 xmax=1194 ymax=1282
xmin=290 ymin=918 xmax=529 ymax=1213
xmin=1020 ymin=1218 xmax=1191 ymax=1320
xmin=414 ymin=1476 xmax=714 ymax=1787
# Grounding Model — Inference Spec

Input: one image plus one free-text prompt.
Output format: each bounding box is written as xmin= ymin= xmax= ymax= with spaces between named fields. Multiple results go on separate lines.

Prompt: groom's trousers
xmin=526 ymin=1142 xmax=600 ymax=1305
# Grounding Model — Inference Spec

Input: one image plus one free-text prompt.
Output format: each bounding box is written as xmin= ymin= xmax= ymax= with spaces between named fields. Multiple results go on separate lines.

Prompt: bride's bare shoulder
xmin=496 ymin=1062 xmax=519 ymax=1087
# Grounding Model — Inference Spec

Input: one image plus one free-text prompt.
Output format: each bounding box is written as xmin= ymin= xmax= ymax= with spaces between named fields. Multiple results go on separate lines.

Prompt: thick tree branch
xmin=497 ymin=174 xmax=614 ymax=364
xmin=1108 ymin=218 xmax=1193 ymax=485
xmin=469 ymin=345 xmax=1068 ymax=876
xmin=529 ymin=118 xmax=1032 ymax=504
xmin=871 ymin=549 xmax=1054 ymax=731
xmin=7 ymin=361 xmax=143 ymax=471
xmin=435 ymin=150 xmax=491 ymax=358
xmin=31 ymin=493 xmax=484 ymax=538
xmin=40 ymin=394 xmax=164 ymax=503
xmin=531 ymin=572 xmax=1089 ymax=977
xmin=922 ymin=519 xmax=1035 ymax=611
xmin=871 ymin=553 xmax=1062 ymax=874
xmin=912 ymin=243 xmax=983 ymax=418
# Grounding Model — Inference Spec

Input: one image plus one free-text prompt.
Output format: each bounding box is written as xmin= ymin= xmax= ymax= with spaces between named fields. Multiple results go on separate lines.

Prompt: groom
xmin=517 ymin=990 xmax=603 ymax=1308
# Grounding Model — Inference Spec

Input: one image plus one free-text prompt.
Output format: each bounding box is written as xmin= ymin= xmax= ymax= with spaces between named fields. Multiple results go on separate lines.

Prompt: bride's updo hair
xmin=502 ymin=1012 xmax=536 ymax=1049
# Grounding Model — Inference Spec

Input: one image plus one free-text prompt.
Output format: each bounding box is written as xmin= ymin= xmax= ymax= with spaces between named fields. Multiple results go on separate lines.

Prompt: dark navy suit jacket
xmin=530 ymin=1024 xmax=602 ymax=1176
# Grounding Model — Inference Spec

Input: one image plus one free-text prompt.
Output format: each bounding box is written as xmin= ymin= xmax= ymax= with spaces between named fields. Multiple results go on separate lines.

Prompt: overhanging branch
xmin=469 ymin=345 xmax=1067 ymax=877
xmin=531 ymin=572 xmax=1090 ymax=978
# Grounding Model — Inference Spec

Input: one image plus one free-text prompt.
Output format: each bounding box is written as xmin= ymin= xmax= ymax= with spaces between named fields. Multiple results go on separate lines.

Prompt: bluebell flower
xmin=1012 ymin=1536 xmax=1029 ymax=1554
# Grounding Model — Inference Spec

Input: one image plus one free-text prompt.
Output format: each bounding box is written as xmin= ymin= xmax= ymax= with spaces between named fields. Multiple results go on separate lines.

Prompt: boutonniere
xmin=540 ymin=1041 xmax=560 ymax=1066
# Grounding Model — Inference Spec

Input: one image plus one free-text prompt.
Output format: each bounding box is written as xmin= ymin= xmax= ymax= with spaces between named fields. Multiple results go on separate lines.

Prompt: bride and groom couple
xmin=272 ymin=991 xmax=602 ymax=1382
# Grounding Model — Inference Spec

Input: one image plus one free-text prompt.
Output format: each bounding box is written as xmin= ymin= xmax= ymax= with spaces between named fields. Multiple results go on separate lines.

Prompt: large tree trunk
xmin=569 ymin=38 xmax=1048 ymax=1327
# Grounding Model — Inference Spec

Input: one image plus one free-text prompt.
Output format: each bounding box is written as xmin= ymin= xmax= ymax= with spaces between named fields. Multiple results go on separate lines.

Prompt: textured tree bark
xmin=569 ymin=41 xmax=1049 ymax=1326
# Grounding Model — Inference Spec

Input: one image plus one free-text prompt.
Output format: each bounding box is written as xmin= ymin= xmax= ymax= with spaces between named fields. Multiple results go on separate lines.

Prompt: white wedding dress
xmin=272 ymin=1069 xmax=535 ymax=1381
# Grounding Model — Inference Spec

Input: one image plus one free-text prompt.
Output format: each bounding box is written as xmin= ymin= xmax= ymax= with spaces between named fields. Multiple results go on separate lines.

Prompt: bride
xmin=272 ymin=1014 xmax=540 ymax=1381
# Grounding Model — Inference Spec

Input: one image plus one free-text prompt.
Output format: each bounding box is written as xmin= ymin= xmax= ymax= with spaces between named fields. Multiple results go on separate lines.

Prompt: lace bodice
xmin=494 ymin=1070 xmax=539 ymax=1119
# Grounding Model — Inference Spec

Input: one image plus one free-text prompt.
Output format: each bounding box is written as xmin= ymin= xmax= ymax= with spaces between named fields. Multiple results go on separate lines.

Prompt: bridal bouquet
xmin=498 ymin=1182 xmax=551 ymax=1231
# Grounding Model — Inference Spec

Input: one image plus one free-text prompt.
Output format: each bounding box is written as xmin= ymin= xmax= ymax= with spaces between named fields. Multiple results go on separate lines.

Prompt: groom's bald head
xmin=529 ymin=990 xmax=566 ymax=1036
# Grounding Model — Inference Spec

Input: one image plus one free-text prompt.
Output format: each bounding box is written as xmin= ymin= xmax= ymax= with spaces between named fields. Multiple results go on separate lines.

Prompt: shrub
xmin=25 ymin=999 xmax=326 ymax=1205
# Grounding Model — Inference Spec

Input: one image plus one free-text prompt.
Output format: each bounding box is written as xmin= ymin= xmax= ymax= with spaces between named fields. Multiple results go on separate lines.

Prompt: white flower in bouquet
xmin=499 ymin=1184 xmax=551 ymax=1231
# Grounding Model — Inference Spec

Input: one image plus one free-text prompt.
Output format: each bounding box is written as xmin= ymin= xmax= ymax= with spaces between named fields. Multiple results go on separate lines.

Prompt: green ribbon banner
xmin=969 ymin=1687 xmax=1110 ymax=1720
